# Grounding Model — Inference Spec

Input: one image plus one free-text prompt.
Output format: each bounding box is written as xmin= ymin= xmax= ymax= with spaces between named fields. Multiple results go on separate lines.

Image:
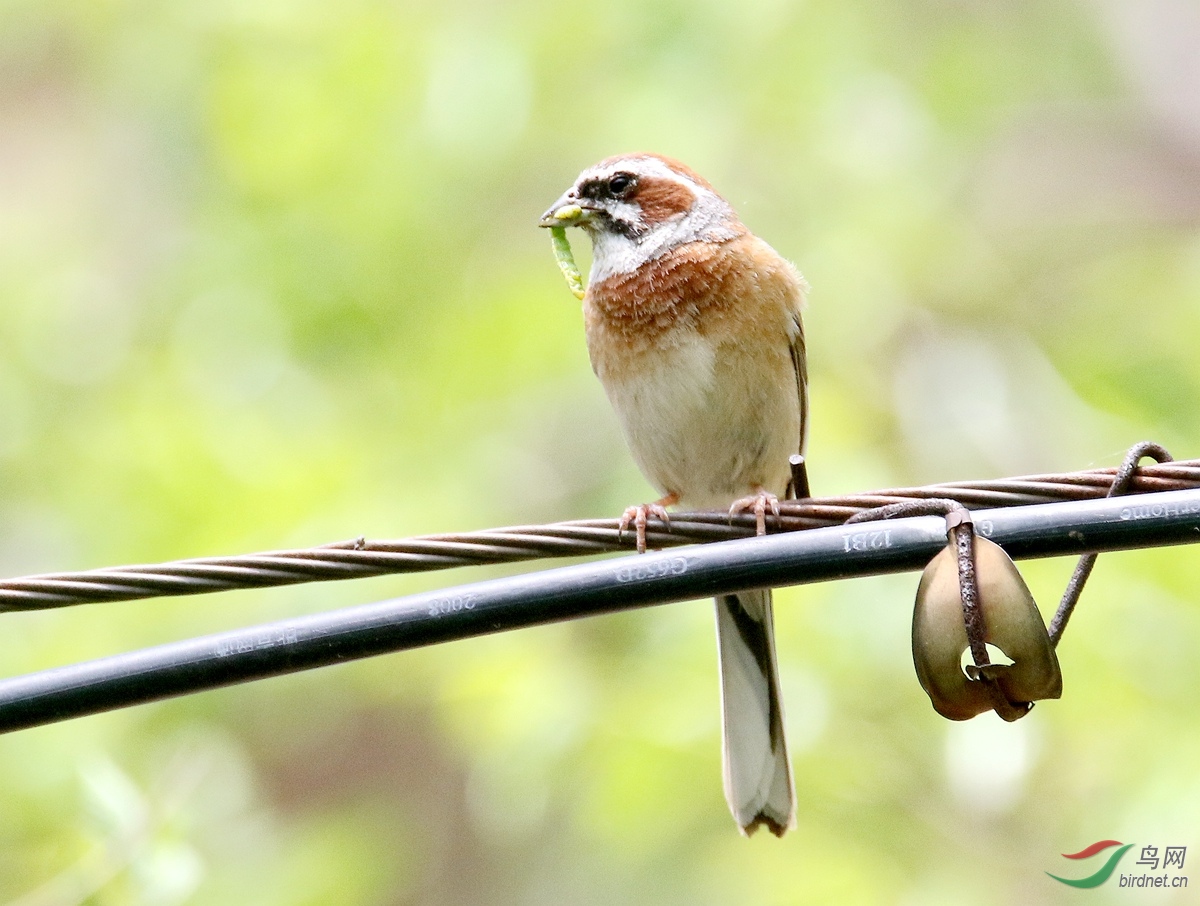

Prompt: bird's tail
xmin=714 ymin=589 xmax=795 ymax=836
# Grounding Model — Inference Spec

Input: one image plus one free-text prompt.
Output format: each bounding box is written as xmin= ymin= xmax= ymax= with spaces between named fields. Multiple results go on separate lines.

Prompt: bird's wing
xmin=789 ymin=309 xmax=808 ymax=460
xmin=784 ymin=263 xmax=809 ymax=501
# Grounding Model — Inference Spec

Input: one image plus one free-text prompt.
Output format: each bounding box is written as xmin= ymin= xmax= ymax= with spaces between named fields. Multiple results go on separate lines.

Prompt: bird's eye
xmin=607 ymin=174 xmax=634 ymax=196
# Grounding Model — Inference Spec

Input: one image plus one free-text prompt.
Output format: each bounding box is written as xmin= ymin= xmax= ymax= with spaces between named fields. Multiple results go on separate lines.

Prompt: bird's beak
xmin=539 ymin=192 xmax=591 ymax=228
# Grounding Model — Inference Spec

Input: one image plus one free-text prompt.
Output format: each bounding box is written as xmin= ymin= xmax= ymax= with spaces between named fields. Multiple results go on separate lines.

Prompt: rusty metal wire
xmin=3 ymin=459 xmax=1199 ymax=612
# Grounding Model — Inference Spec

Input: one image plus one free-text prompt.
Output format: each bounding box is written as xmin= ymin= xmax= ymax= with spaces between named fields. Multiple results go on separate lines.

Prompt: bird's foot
xmin=729 ymin=487 xmax=781 ymax=536
xmin=618 ymin=493 xmax=678 ymax=554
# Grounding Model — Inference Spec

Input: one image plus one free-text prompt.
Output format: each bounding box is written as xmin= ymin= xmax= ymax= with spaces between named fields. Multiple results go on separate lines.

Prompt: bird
xmin=539 ymin=153 xmax=809 ymax=836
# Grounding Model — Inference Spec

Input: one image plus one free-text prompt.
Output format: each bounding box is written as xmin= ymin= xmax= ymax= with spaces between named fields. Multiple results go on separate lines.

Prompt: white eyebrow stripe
xmin=580 ymin=157 xmax=702 ymax=195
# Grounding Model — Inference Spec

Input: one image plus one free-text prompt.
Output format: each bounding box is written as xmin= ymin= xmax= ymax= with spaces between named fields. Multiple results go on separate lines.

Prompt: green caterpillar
xmin=549 ymin=224 xmax=586 ymax=300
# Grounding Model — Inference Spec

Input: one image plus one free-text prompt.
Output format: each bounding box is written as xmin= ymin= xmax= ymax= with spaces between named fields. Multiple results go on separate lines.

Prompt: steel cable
xmin=3 ymin=485 xmax=1200 ymax=733
xmin=3 ymin=459 xmax=1199 ymax=612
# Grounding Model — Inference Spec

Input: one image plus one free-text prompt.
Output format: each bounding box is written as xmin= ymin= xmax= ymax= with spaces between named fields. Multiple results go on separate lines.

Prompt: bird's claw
xmin=729 ymin=488 xmax=781 ymax=536
xmin=619 ymin=502 xmax=672 ymax=554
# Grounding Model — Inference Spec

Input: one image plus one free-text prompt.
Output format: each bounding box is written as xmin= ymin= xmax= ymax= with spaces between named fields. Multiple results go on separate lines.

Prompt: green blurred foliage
xmin=1 ymin=0 xmax=1199 ymax=902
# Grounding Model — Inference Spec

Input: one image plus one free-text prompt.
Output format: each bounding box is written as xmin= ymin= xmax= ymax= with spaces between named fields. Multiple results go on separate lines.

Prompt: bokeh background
xmin=2 ymin=0 xmax=1199 ymax=903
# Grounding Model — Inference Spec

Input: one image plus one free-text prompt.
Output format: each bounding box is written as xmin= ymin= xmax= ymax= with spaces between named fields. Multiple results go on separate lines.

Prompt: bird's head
xmin=540 ymin=153 xmax=745 ymax=282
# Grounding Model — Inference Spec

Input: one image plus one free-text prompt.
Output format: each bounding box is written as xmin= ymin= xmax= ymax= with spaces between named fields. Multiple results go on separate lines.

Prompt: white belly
xmin=594 ymin=334 xmax=799 ymax=508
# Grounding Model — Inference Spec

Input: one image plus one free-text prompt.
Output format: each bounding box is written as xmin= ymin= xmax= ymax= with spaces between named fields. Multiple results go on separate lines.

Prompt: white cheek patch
xmin=583 ymin=184 xmax=740 ymax=283
xmin=605 ymin=198 xmax=644 ymax=228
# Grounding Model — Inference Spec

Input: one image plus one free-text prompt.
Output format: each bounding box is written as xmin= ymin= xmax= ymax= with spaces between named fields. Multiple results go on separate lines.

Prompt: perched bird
xmin=540 ymin=153 xmax=809 ymax=836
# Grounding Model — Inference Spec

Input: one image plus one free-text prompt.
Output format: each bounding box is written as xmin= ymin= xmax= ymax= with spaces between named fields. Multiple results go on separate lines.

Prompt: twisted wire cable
xmin=3 ymin=459 xmax=1199 ymax=612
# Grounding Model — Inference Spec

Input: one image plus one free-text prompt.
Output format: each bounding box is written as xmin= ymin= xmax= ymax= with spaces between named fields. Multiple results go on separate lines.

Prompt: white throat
xmin=585 ymin=193 xmax=740 ymax=282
